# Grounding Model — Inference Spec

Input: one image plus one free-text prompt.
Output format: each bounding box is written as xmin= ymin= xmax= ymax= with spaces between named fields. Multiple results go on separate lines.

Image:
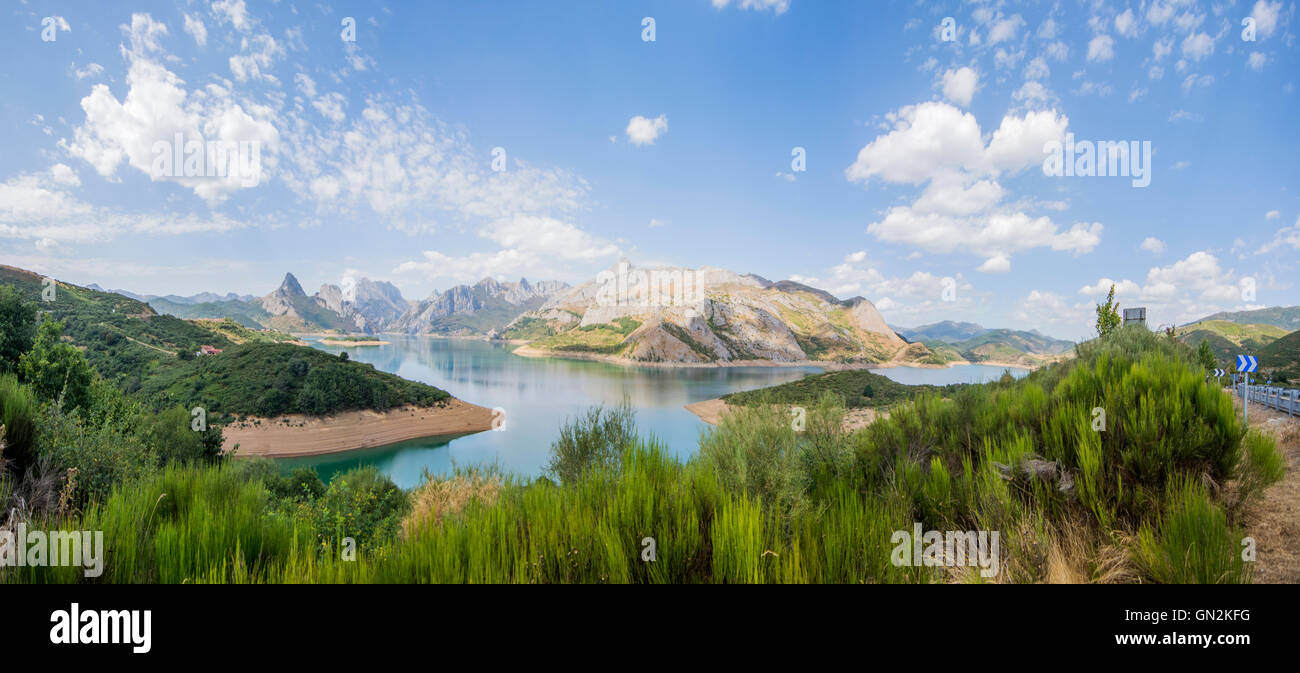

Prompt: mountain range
xmin=505 ymin=264 xmax=928 ymax=365
xmin=1184 ymin=306 xmax=1300 ymax=332
xmin=893 ymin=321 xmax=1076 ymax=368
xmin=132 ymin=273 xmax=570 ymax=336
xmin=78 ymin=263 xmax=1089 ymax=367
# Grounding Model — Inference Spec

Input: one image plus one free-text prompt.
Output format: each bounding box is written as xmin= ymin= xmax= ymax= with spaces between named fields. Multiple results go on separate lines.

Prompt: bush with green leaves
xmin=0 ymin=285 xmax=36 ymax=374
xmin=312 ymin=466 xmax=407 ymax=551
xmin=137 ymin=406 xmax=224 ymax=466
xmin=544 ymin=402 xmax=637 ymax=485
xmin=19 ymin=317 xmax=94 ymax=412
xmin=36 ymin=403 xmax=157 ymax=505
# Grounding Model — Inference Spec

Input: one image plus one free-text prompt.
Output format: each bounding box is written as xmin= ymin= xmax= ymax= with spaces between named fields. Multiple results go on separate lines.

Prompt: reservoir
xmin=285 ymin=336 xmax=1027 ymax=487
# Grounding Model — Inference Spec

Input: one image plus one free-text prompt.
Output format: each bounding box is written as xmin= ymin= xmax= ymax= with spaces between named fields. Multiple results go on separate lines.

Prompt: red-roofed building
xmin=199 ymin=345 xmax=223 ymax=355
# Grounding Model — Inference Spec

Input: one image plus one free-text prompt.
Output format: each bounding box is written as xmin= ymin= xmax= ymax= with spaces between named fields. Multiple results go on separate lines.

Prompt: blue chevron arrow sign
xmin=1236 ymin=355 xmax=1258 ymax=373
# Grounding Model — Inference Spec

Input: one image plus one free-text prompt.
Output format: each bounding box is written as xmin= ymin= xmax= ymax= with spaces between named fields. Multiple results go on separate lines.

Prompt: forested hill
xmin=0 ymin=265 xmax=450 ymax=418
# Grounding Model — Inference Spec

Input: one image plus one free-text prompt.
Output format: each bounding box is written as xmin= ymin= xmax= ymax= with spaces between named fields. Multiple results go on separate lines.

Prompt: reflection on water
xmin=287 ymin=337 xmax=1026 ymax=487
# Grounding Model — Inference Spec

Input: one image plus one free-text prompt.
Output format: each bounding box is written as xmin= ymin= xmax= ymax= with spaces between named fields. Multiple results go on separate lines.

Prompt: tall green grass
xmin=3 ymin=326 xmax=1285 ymax=584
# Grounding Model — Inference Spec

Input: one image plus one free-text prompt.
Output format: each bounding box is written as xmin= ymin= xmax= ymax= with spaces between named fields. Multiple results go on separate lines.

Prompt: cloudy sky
xmin=1 ymin=0 xmax=1297 ymax=340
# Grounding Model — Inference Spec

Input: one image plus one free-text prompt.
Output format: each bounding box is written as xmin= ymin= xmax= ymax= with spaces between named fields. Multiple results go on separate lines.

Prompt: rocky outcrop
xmin=504 ymin=262 xmax=923 ymax=365
xmin=390 ymin=277 xmax=568 ymax=335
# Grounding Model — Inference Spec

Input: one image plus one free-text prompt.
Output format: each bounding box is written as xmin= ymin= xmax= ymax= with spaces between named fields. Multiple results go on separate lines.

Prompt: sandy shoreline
xmin=223 ymin=399 xmax=496 ymax=458
xmin=513 ymin=344 xmax=1042 ymax=372
xmin=319 ymin=339 xmax=389 ymax=346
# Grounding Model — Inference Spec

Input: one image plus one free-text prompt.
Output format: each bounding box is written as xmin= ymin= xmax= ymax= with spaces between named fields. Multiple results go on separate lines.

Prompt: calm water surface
xmin=284 ymin=337 xmax=1026 ymax=487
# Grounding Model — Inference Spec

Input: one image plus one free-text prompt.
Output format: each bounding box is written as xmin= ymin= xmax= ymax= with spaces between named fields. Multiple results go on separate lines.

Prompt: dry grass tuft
xmin=402 ymin=472 xmax=502 ymax=537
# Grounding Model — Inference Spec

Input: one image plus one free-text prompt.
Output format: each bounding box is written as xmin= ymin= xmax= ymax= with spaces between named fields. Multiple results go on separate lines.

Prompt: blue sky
xmin=1 ymin=0 xmax=1297 ymax=340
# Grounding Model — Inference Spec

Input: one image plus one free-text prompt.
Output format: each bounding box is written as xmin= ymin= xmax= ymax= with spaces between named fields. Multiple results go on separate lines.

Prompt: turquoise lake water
xmin=283 ymin=336 xmax=1027 ymax=487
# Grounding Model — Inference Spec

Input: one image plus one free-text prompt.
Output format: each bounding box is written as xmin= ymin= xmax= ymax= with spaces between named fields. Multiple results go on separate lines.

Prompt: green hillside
xmin=1190 ymin=306 xmax=1300 ymax=331
xmin=0 ymin=265 xmax=448 ymax=416
xmin=1258 ymin=330 xmax=1300 ymax=382
xmin=1176 ymin=320 xmax=1287 ymax=366
xmin=149 ymin=296 xmax=271 ymax=329
xmin=134 ymin=342 xmax=449 ymax=420
xmin=724 ymin=369 xmax=960 ymax=410
xmin=1 ymin=265 xmax=233 ymax=383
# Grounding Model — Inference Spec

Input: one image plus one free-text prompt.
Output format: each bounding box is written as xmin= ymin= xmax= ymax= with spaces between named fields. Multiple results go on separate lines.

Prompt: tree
xmin=18 ymin=317 xmax=94 ymax=411
xmin=1196 ymin=339 xmax=1216 ymax=372
xmin=139 ymin=406 xmax=225 ymax=465
xmin=1095 ymin=284 xmax=1122 ymax=337
xmin=0 ymin=285 xmax=37 ymax=374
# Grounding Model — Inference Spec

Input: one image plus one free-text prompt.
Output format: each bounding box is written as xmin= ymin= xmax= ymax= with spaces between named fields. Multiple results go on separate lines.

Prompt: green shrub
xmin=19 ymin=317 xmax=94 ymax=411
xmin=36 ymin=404 xmax=157 ymax=504
xmin=0 ymin=285 xmax=36 ymax=374
xmin=545 ymin=402 xmax=637 ymax=485
xmin=313 ymin=466 xmax=407 ymax=551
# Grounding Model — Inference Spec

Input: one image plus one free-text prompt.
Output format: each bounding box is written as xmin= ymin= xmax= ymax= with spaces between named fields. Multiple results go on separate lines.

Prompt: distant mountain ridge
xmin=131 ymin=272 xmax=567 ymax=335
xmin=1186 ymin=306 xmax=1300 ymax=331
xmin=894 ymin=321 xmax=1076 ymax=367
xmin=390 ymin=277 xmax=568 ymax=336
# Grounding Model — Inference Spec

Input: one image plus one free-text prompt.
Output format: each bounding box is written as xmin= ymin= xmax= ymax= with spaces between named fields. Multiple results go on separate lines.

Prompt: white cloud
xmin=183 ymin=13 xmax=207 ymax=46
xmin=1153 ymin=38 xmax=1173 ymax=61
xmin=1045 ymin=41 xmax=1069 ymax=61
xmin=1248 ymin=52 xmax=1268 ymax=70
xmin=1257 ymin=215 xmax=1300 ymax=254
xmin=1181 ymin=32 xmax=1215 ymax=61
xmin=294 ymin=73 xmax=317 ymax=98
xmin=394 ymin=215 xmax=620 ymax=284
xmin=867 ymin=208 xmax=1102 ymax=259
xmin=49 ymin=164 xmax=80 ymax=186
xmin=1015 ymin=290 xmax=1092 ymax=339
xmin=846 ymin=102 xmax=1087 ymax=266
xmin=626 ymin=114 xmax=668 ymax=146
xmin=211 ymin=0 xmax=251 ymax=32
xmin=229 ymin=33 xmax=283 ymax=83
xmin=1024 ymin=57 xmax=1050 ymax=81
xmin=1250 ymin=1 xmax=1283 ymax=39
xmin=1140 ymin=237 xmax=1166 ymax=254
xmin=1147 ymin=1 xmax=1176 ymax=26
xmin=1266 ymin=210 xmax=1281 ymax=220
xmin=1080 ymin=252 xmax=1250 ymax=325
xmin=1037 ymin=18 xmax=1059 ymax=40
xmin=0 ymin=170 xmax=254 ymax=245
xmin=1014 ymin=80 xmax=1053 ymax=105
xmin=1114 ymin=9 xmax=1138 ymax=38
xmin=62 ymin=27 xmax=282 ymax=204
xmin=988 ymin=15 xmax=1025 ymax=44
xmin=711 ymin=0 xmax=791 ymax=14
xmin=311 ymin=92 xmax=347 ymax=123
xmin=940 ymin=67 xmax=979 ymax=107
xmin=280 ymin=96 xmax=590 ymax=228
xmin=977 ymin=254 xmax=1011 ymax=273
xmin=1181 ymin=73 xmax=1214 ymax=93
xmin=1087 ymin=34 xmax=1115 ymax=62
xmin=73 ymin=63 xmax=104 ymax=80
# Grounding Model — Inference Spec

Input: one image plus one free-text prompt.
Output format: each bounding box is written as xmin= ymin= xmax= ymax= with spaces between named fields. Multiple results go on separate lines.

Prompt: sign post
xmin=1237 ymin=355 xmax=1258 ymax=424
